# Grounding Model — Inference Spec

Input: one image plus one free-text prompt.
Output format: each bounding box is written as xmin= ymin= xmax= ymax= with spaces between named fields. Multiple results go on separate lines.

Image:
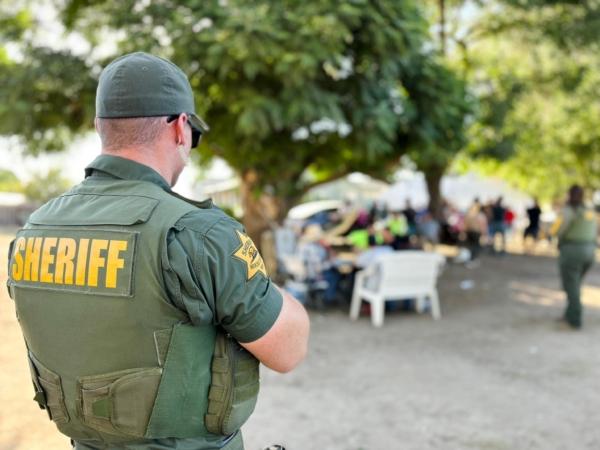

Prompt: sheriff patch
xmin=9 ymin=228 xmax=136 ymax=296
xmin=233 ymin=230 xmax=267 ymax=281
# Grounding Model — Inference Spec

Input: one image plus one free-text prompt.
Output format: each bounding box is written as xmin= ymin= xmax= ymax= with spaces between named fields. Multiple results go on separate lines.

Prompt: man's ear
xmin=94 ymin=117 xmax=100 ymax=133
xmin=175 ymin=114 xmax=189 ymax=145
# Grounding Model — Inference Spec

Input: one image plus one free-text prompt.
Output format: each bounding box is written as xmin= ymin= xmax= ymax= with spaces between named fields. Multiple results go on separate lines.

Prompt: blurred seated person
xmin=296 ymin=224 xmax=340 ymax=305
xmin=369 ymin=201 xmax=389 ymax=223
xmin=439 ymin=199 xmax=465 ymax=245
xmin=368 ymin=223 xmax=383 ymax=246
xmin=347 ymin=228 xmax=370 ymax=250
xmin=353 ymin=209 xmax=371 ymax=230
xmin=306 ymin=210 xmax=332 ymax=229
xmin=368 ymin=223 xmax=398 ymax=247
xmin=387 ymin=211 xmax=411 ymax=250
xmin=418 ymin=211 xmax=441 ymax=246
xmin=353 ymin=234 xmax=394 ymax=295
xmin=355 ymin=243 xmax=394 ymax=269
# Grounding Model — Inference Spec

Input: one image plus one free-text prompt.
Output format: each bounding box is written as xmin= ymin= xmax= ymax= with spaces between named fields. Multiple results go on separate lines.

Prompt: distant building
xmin=0 ymin=192 xmax=36 ymax=226
xmin=196 ymin=178 xmax=242 ymax=217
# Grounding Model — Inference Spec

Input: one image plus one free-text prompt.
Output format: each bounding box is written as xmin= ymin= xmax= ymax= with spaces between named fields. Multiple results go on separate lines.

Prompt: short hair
xmin=96 ymin=117 xmax=166 ymax=151
xmin=568 ymin=184 xmax=584 ymax=207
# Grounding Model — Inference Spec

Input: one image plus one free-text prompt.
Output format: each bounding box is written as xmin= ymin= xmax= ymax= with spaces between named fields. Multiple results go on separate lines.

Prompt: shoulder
xmin=175 ymin=207 xmax=243 ymax=238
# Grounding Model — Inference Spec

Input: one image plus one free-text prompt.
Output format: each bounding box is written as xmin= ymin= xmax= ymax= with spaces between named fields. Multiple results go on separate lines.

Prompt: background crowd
xmin=275 ymin=195 xmax=553 ymax=308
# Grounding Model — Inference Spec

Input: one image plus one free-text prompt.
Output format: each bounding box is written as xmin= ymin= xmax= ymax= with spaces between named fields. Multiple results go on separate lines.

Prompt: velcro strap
xmin=208 ymin=385 xmax=226 ymax=402
xmin=204 ymin=414 xmax=219 ymax=431
xmin=212 ymin=357 xmax=229 ymax=373
xmin=206 ymin=400 xmax=221 ymax=415
xmin=92 ymin=398 xmax=111 ymax=418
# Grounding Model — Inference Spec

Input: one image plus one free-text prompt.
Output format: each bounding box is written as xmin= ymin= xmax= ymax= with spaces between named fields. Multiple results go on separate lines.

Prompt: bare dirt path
xmin=2 ymin=232 xmax=599 ymax=450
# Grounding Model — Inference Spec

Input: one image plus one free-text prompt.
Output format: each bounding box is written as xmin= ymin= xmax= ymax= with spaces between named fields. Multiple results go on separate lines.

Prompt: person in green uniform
xmin=6 ymin=52 xmax=309 ymax=450
xmin=550 ymin=185 xmax=598 ymax=329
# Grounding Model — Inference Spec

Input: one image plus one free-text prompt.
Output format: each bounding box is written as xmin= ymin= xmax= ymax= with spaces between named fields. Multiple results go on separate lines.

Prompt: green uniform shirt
xmin=15 ymin=155 xmax=283 ymax=450
xmin=553 ymin=205 xmax=598 ymax=245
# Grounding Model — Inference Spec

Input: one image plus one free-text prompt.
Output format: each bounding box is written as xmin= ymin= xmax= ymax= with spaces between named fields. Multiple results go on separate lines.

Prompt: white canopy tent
xmin=380 ymin=171 xmax=533 ymax=218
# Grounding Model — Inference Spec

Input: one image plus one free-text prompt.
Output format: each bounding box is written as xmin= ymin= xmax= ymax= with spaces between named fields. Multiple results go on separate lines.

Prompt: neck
xmin=101 ymin=147 xmax=175 ymax=186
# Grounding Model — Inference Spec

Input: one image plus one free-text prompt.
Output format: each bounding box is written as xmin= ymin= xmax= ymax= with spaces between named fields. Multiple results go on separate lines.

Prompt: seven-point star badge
xmin=233 ymin=230 xmax=267 ymax=281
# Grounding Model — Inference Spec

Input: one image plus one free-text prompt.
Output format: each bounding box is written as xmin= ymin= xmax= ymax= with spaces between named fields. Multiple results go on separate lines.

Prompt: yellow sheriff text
xmin=11 ymin=236 xmax=128 ymax=289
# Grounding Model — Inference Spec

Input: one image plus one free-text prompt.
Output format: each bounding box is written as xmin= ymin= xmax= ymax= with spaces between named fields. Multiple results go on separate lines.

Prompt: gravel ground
xmin=2 ymin=232 xmax=600 ymax=450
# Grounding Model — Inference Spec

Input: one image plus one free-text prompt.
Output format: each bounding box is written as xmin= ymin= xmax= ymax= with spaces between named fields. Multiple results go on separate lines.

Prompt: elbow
xmin=268 ymin=322 xmax=310 ymax=373
xmin=284 ymin=341 xmax=309 ymax=373
xmin=269 ymin=343 xmax=308 ymax=374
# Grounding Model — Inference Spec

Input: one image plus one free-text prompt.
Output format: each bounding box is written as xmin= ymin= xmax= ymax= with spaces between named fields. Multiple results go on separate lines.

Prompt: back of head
xmin=301 ymin=224 xmax=323 ymax=243
xmin=95 ymin=52 xmax=207 ymax=151
xmin=568 ymin=184 xmax=584 ymax=207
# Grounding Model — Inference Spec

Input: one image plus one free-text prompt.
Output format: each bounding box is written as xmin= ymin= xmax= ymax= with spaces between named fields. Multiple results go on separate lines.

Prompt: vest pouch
xmin=205 ymin=332 xmax=260 ymax=435
xmin=78 ymin=367 xmax=162 ymax=438
xmin=27 ymin=351 xmax=69 ymax=424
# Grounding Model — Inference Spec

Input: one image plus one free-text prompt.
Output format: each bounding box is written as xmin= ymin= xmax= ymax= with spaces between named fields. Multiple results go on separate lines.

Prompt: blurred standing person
xmin=550 ymin=185 xmax=597 ymax=329
xmin=464 ymin=199 xmax=488 ymax=260
xmin=504 ymin=206 xmax=515 ymax=237
xmin=403 ymin=200 xmax=417 ymax=236
xmin=490 ymin=197 xmax=507 ymax=253
xmin=524 ymin=198 xmax=542 ymax=250
xmin=419 ymin=211 xmax=441 ymax=247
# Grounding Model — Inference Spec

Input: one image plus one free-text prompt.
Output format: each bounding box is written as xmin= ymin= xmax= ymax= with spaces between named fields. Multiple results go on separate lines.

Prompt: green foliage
xmin=22 ymin=168 xmax=71 ymax=204
xmin=0 ymin=5 xmax=32 ymax=42
xmin=0 ymin=169 xmax=23 ymax=192
xmin=0 ymin=47 xmax=97 ymax=154
xmin=0 ymin=0 xmax=471 ymax=210
xmin=492 ymin=0 xmax=600 ymax=49
xmin=404 ymin=58 xmax=472 ymax=170
xmin=457 ymin=11 xmax=600 ymax=201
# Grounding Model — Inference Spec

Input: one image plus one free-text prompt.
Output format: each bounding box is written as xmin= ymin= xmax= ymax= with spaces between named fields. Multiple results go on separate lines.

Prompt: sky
xmin=0 ymin=134 xmax=235 ymax=198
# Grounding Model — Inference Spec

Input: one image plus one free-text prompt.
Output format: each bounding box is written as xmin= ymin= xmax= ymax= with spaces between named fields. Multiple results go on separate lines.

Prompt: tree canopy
xmin=452 ymin=0 xmax=600 ymax=202
xmin=5 ymin=0 xmax=599 ymax=235
xmin=0 ymin=0 xmax=472 ymax=237
xmin=0 ymin=168 xmax=22 ymax=192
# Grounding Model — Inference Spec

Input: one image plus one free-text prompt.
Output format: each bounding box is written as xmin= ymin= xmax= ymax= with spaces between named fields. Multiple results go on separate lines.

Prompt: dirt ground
xmin=2 ymin=231 xmax=600 ymax=450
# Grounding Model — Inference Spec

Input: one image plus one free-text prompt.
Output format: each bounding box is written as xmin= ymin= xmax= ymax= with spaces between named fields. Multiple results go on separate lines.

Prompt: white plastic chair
xmin=349 ymin=251 xmax=445 ymax=327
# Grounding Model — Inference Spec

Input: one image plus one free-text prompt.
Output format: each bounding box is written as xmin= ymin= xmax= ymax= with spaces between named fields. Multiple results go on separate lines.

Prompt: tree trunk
xmin=439 ymin=0 xmax=446 ymax=56
xmin=424 ymin=164 xmax=446 ymax=221
xmin=239 ymin=169 xmax=297 ymax=250
xmin=240 ymin=170 xmax=272 ymax=247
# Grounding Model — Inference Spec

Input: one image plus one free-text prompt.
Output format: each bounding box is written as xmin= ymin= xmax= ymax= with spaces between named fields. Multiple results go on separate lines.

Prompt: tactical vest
xmin=562 ymin=206 xmax=598 ymax=244
xmin=8 ymin=176 xmax=258 ymax=445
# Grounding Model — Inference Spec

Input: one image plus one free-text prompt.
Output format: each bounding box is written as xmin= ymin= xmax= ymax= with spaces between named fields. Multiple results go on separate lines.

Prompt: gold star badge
xmin=233 ymin=230 xmax=267 ymax=281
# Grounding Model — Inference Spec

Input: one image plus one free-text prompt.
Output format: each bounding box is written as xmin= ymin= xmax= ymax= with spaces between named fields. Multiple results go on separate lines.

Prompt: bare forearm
xmin=241 ymin=286 xmax=310 ymax=373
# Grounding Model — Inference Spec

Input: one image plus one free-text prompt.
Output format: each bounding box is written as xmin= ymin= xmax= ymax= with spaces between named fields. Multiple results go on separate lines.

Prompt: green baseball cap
xmin=96 ymin=52 xmax=209 ymax=134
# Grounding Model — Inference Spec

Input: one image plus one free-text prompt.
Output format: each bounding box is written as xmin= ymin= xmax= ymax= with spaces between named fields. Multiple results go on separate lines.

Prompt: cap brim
xmin=189 ymin=114 xmax=210 ymax=134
